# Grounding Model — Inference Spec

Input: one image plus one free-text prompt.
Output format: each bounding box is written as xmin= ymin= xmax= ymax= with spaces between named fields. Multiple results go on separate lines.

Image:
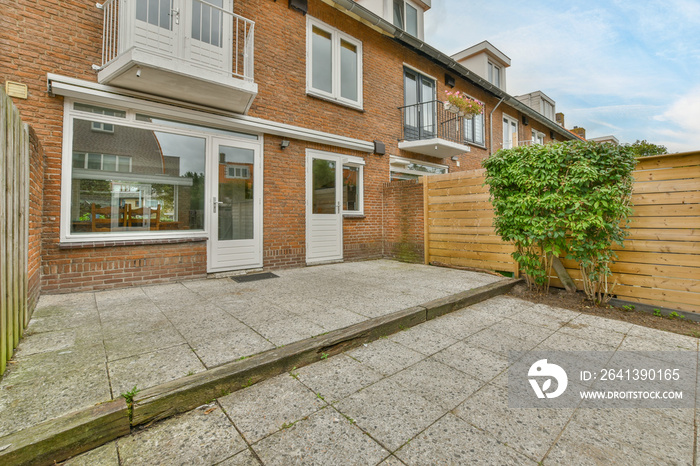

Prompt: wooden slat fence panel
xmin=1 ymin=89 xmax=30 ymax=375
xmin=424 ymin=152 xmax=700 ymax=313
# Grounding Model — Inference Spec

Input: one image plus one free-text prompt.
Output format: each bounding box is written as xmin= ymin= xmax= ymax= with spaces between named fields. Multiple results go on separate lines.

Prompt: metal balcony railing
xmin=399 ymin=100 xmax=469 ymax=144
xmin=98 ymin=0 xmax=254 ymax=82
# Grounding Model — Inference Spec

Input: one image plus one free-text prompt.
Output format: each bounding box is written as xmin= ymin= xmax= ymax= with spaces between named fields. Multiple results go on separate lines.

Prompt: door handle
xmin=213 ymin=197 xmax=224 ymax=213
xmin=170 ymin=8 xmax=180 ymax=25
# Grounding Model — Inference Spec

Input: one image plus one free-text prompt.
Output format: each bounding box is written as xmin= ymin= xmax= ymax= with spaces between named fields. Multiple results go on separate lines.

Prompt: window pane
xmin=218 ymin=146 xmax=254 ymax=240
xmin=73 ymin=153 xmax=86 ymax=169
xmin=136 ymin=0 xmax=148 ymax=22
xmin=340 ymin=40 xmax=358 ymax=102
xmin=87 ymin=153 xmax=101 ymax=170
xmin=159 ymin=0 xmax=172 ymax=29
xmin=74 ymin=103 xmax=126 ymax=118
xmin=103 ymin=154 xmax=117 ymax=172
xmin=393 ymin=0 xmax=404 ymax=28
xmin=475 ymin=113 xmax=484 ymax=144
xmin=201 ymin=3 xmax=211 ymax=42
xmin=343 ymin=165 xmax=359 ymax=211
xmin=312 ymin=26 xmax=333 ymax=93
xmin=192 ymin=0 xmax=201 ymax=40
xmin=312 ymin=159 xmax=336 ymax=214
xmin=406 ymin=4 xmax=418 ymax=36
xmin=148 ymin=0 xmax=159 ymax=26
xmin=70 ymin=119 xmax=206 ymax=234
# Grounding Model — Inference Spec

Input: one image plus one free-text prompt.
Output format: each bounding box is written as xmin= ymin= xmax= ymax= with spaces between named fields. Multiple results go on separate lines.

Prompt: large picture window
xmin=307 ymin=17 xmax=363 ymax=108
xmin=66 ymin=103 xmax=213 ymax=237
xmin=464 ymin=112 xmax=485 ymax=146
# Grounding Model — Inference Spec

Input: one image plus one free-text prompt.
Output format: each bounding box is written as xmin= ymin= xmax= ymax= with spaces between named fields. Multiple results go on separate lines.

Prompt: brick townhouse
xmin=1 ymin=0 xmax=575 ymax=294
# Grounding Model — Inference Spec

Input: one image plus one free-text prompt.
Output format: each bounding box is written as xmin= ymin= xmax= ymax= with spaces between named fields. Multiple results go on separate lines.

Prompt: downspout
xmin=489 ymin=97 xmax=506 ymax=156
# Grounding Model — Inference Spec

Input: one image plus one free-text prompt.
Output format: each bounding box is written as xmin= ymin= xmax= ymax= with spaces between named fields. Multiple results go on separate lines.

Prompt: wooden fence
xmin=1 ymin=89 xmax=30 ymax=375
xmin=423 ymin=152 xmax=700 ymax=314
xmin=424 ymin=169 xmax=518 ymax=275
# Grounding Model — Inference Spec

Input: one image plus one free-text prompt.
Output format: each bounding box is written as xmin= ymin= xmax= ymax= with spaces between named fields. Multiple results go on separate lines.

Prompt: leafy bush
xmin=483 ymin=141 xmax=636 ymax=302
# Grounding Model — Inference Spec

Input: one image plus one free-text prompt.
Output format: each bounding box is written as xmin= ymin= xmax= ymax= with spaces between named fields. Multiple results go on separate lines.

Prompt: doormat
xmin=231 ymin=272 xmax=279 ymax=283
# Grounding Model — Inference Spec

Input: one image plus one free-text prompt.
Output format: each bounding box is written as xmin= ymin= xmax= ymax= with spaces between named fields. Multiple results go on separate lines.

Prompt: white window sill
xmin=343 ymin=213 xmax=365 ymax=218
xmin=306 ymin=91 xmax=364 ymax=112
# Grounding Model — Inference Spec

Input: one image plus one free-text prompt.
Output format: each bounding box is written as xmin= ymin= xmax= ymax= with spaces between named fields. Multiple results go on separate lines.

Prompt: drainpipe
xmin=489 ymin=97 xmax=506 ymax=156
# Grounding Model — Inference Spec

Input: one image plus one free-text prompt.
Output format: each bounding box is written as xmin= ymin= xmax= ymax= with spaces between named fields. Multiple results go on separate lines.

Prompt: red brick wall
xmin=382 ymin=179 xmax=424 ymax=263
xmin=27 ymin=127 xmax=45 ymax=307
xmin=1 ymin=0 xmax=564 ymax=292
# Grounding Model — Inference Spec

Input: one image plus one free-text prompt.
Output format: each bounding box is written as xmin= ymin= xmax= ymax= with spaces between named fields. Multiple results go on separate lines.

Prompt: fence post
xmin=423 ymin=176 xmax=429 ymax=265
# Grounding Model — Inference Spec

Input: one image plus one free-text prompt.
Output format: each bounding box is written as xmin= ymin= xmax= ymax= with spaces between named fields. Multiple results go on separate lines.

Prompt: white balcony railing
xmin=98 ymin=0 xmax=254 ymax=82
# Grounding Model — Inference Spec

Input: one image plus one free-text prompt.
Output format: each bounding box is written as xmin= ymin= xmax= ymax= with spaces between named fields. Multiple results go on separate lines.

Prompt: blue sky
xmin=424 ymin=0 xmax=700 ymax=152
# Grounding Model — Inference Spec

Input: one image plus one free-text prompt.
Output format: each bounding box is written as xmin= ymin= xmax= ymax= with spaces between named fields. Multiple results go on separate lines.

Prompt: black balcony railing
xmin=399 ymin=100 xmax=468 ymax=144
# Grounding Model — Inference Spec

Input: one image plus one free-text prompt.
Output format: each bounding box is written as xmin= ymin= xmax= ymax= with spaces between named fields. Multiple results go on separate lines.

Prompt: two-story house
xmin=2 ymin=0 xmax=576 ymax=293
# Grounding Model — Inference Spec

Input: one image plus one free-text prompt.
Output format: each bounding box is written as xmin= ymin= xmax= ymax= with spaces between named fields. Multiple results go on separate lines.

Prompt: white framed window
xmin=73 ymin=153 xmax=132 ymax=172
xmin=225 ymin=164 xmax=250 ymax=179
xmin=91 ymin=121 xmax=115 ymax=133
xmin=502 ymin=114 xmax=518 ymax=149
xmin=541 ymin=100 xmax=554 ymax=120
xmin=532 ymin=130 xmax=545 ymax=145
xmin=390 ymin=155 xmax=448 ymax=180
xmin=307 ymin=17 xmax=363 ymax=109
xmin=393 ymin=0 xmax=418 ymax=37
xmin=464 ymin=104 xmax=485 ymax=146
xmin=342 ymin=155 xmax=365 ymax=215
xmin=488 ymin=62 xmax=501 ymax=88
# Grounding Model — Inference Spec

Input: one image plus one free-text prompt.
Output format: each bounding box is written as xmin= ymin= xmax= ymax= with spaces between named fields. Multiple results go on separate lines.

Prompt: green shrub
xmin=483 ymin=140 xmax=636 ymax=302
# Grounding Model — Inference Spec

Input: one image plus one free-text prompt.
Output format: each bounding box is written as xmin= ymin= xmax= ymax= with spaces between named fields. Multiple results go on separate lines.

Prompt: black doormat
xmin=231 ymin=272 xmax=279 ymax=283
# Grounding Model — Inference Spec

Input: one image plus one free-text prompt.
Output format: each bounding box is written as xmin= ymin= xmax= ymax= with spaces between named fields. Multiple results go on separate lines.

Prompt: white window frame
xmin=306 ymin=16 xmax=363 ymax=110
xmin=488 ymin=62 xmax=501 ymax=88
xmin=389 ymin=155 xmax=448 ymax=179
xmin=74 ymin=152 xmax=133 ymax=172
xmin=462 ymin=96 xmax=485 ymax=146
xmin=532 ymin=129 xmax=545 ymax=145
xmin=224 ymin=164 xmax=250 ymax=179
xmin=502 ymin=114 xmax=518 ymax=149
xmin=60 ymin=98 xmax=263 ymax=243
xmin=342 ymin=155 xmax=365 ymax=216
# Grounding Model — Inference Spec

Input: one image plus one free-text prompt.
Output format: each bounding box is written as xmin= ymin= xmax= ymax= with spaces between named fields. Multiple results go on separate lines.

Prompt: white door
xmin=306 ymin=151 xmax=343 ymax=264
xmin=131 ymin=0 xmax=179 ymax=55
xmin=185 ymin=0 xmax=233 ymax=73
xmin=208 ymin=138 xmax=262 ymax=272
xmin=503 ymin=115 xmax=518 ymax=149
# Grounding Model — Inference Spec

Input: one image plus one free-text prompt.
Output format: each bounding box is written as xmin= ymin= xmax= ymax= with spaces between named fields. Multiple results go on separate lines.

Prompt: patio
xmin=0 ymin=259 xmax=502 ymax=439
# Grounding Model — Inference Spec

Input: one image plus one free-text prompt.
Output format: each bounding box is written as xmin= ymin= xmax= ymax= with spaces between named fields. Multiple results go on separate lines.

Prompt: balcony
xmin=97 ymin=0 xmax=257 ymax=113
xmin=398 ymin=100 xmax=472 ymax=158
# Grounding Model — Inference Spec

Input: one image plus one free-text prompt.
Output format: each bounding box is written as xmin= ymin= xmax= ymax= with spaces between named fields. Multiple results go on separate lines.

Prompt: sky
xmin=423 ymin=0 xmax=700 ymax=152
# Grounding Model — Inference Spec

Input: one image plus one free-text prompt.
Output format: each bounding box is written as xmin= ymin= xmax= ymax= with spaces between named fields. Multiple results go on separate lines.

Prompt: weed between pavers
xmin=120 ymin=385 xmax=140 ymax=421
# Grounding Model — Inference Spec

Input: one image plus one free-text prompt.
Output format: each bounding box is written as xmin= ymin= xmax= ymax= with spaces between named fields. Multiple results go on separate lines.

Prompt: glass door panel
xmin=312 ymin=158 xmax=337 ymax=215
xmin=217 ymin=145 xmax=254 ymax=241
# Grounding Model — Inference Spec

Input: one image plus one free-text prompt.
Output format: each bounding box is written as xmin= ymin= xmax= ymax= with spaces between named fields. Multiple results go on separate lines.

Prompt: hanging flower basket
xmin=444 ymin=90 xmax=484 ymax=118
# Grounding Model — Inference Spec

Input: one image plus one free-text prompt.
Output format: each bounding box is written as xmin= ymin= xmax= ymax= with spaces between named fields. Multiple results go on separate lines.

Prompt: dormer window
xmin=393 ymin=0 xmax=418 ymax=37
xmin=488 ymin=62 xmax=501 ymax=88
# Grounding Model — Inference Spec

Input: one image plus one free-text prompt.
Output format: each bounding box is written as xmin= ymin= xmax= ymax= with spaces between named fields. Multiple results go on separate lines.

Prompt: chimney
xmin=555 ymin=112 xmax=565 ymax=127
xmin=571 ymin=126 xmax=586 ymax=139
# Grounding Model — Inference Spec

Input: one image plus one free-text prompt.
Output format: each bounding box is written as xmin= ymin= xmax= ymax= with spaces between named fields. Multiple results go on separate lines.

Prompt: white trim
xmin=48 ymin=74 xmax=374 ymax=152
xmin=306 ymin=16 xmax=364 ymax=110
xmin=389 ymin=155 xmax=448 ymax=177
xmin=502 ymin=113 xmax=519 ymax=149
xmin=401 ymin=62 xmax=437 ymax=83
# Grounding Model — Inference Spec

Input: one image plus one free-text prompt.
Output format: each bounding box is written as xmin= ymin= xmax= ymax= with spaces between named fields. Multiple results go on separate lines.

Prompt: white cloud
xmin=653 ymin=86 xmax=700 ymax=152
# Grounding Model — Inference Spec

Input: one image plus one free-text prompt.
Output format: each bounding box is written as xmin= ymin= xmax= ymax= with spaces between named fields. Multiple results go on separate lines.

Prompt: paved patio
xmin=60 ymin=294 xmax=698 ymax=465
xmin=0 ymin=260 xmax=501 ymax=438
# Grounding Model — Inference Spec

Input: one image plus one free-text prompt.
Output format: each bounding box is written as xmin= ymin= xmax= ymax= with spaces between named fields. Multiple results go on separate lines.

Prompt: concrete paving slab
xmin=252 ymin=407 xmax=390 ymax=466
xmin=189 ymin=328 xmax=275 ymax=368
xmin=0 ymin=361 xmax=111 ymax=437
xmin=394 ymin=413 xmax=535 ymax=465
xmin=117 ymin=404 xmax=246 ymax=466
xmin=567 ymin=313 xmax=635 ymax=334
xmin=376 ymin=456 xmax=405 ymax=465
xmin=416 ymin=307 xmax=501 ymax=340
xmin=536 ymin=332 xmax=620 ymax=352
xmin=432 ymin=342 xmax=510 ymax=382
xmin=557 ymin=320 xmax=627 ymax=347
xmin=572 ymin=407 xmax=694 ymax=464
xmin=389 ymin=325 xmax=459 ymax=356
xmin=335 ymin=376 xmax=445 ymax=452
xmin=108 ymin=343 xmax=206 ymax=396
xmin=464 ymin=328 xmax=539 ymax=356
xmin=291 ymin=306 xmax=367 ymax=332
xmin=388 ymin=359 xmax=484 ymax=410
xmin=218 ymin=374 xmax=326 ymax=443
xmin=453 ymin=384 xmax=573 ymax=460
xmin=103 ymin=326 xmax=186 ymax=361
xmin=295 ymin=354 xmax=384 ymax=403
xmin=495 ymin=318 xmax=558 ymax=343
xmin=252 ymin=315 xmax=326 ymax=347
xmin=346 ymin=339 xmax=425 ymax=377
xmin=544 ymin=419 xmax=663 ymax=465
xmin=506 ymin=308 xmax=573 ymax=330
xmin=63 ymin=441 xmax=119 ymax=465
